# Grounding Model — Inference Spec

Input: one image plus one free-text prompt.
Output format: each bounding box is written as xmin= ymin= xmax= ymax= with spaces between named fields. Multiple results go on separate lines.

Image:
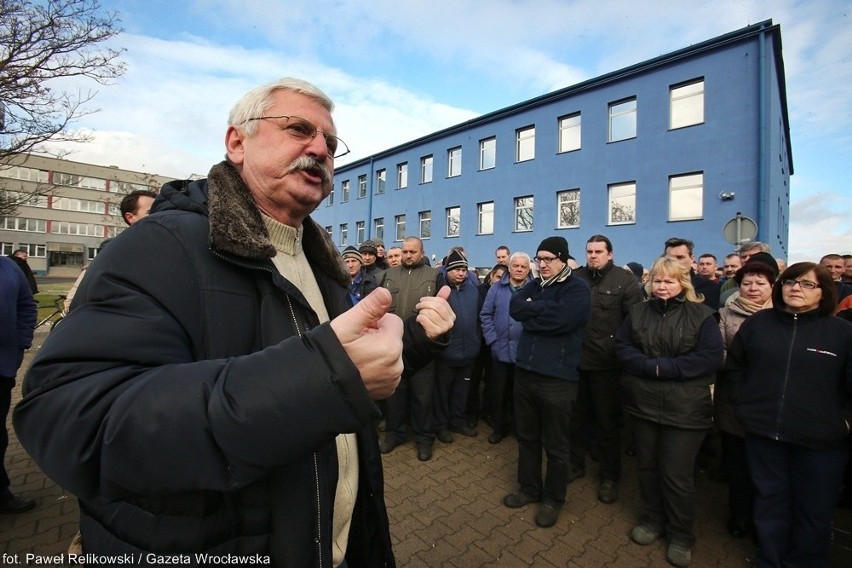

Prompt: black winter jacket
xmin=575 ymin=262 xmax=644 ymax=370
xmin=616 ymin=296 xmax=723 ymax=429
xmin=14 ymin=161 xmax=443 ymax=567
xmin=728 ymin=307 xmax=852 ymax=450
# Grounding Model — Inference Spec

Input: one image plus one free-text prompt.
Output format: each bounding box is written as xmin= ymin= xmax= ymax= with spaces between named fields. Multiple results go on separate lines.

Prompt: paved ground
xmin=2 ymin=327 xmax=851 ymax=566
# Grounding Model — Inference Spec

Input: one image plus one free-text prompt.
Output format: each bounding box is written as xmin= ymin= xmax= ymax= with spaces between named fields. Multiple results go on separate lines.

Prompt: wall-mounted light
xmin=719 ymin=191 xmax=736 ymax=201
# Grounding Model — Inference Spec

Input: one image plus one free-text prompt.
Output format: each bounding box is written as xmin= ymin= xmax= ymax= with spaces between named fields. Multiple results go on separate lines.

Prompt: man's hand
xmin=415 ymin=285 xmax=455 ymax=340
xmin=330 ymin=288 xmax=404 ymax=400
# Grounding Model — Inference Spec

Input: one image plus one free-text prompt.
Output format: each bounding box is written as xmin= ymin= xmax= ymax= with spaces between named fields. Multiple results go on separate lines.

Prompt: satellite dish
xmin=723 ymin=213 xmax=758 ymax=245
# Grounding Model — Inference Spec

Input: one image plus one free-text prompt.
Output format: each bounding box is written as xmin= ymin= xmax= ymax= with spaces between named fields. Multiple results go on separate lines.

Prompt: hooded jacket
xmin=14 ymin=161 xmax=442 ymax=567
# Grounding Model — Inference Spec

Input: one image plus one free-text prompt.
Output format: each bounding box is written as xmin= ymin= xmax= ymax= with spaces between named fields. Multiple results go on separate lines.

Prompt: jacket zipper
xmin=774 ymin=313 xmax=797 ymax=439
xmin=213 ymin=249 xmax=326 ymax=567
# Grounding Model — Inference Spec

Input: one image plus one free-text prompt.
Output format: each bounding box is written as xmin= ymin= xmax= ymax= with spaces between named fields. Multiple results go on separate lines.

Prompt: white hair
xmin=228 ymin=78 xmax=334 ymax=136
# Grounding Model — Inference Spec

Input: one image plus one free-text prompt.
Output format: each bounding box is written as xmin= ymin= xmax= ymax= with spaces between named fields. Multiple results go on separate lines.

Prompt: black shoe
xmin=436 ymin=429 xmax=454 ymax=443
xmin=417 ymin=444 xmax=433 ymax=461
xmin=567 ymin=465 xmax=585 ymax=483
xmin=0 ymin=495 xmax=36 ymax=514
xmin=451 ymin=425 xmax=478 ymax=437
xmin=726 ymin=517 xmax=752 ymax=539
xmin=502 ymin=492 xmax=540 ymax=508
xmin=534 ymin=504 xmax=560 ymax=528
xmin=379 ymin=438 xmax=401 ymax=454
xmin=488 ymin=432 xmax=505 ymax=444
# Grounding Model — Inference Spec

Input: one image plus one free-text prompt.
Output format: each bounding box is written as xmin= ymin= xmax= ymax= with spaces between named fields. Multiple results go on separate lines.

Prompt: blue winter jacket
xmin=438 ymin=280 xmax=482 ymax=366
xmin=480 ymin=273 xmax=528 ymax=364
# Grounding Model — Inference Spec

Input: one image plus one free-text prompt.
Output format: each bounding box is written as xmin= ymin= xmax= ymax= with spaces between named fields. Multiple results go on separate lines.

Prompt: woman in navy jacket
xmin=728 ymin=262 xmax=852 ymax=568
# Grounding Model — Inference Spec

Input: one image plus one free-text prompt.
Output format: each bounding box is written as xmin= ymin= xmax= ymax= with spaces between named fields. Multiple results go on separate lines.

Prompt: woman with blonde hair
xmin=616 ymin=256 xmax=724 ymax=567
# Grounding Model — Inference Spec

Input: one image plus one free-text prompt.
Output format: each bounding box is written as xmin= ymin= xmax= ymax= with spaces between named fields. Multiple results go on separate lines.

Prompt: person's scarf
xmin=541 ymin=264 xmax=572 ymax=288
xmin=731 ymin=294 xmax=772 ymax=315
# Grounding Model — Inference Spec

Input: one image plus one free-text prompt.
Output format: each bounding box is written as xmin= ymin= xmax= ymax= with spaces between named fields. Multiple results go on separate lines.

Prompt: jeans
xmin=384 ymin=361 xmax=436 ymax=446
xmin=569 ymin=368 xmax=623 ymax=482
xmin=513 ymin=369 xmax=578 ymax=507
xmin=745 ymin=434 xmax=849 ymax=568
xmin=633 ymin=418 xmax=707 ymax=547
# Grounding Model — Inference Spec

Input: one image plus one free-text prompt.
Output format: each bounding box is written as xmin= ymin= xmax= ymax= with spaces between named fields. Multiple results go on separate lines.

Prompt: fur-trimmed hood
xmin=154 ymin=160 xmax=349 ymax=286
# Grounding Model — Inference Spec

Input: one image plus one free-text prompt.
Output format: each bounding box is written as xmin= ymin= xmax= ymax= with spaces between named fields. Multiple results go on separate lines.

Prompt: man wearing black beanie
xmin=503 ymin=236 xmax=591 ymax=529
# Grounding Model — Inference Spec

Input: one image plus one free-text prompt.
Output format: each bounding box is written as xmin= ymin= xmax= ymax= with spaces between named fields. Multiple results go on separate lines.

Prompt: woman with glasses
xmin=714 ymin=259 xmax=777 ymax=540
xmin=727 ymin=262 xmax=852 ymax=567
xmin=615 ymin=256 xmax=724 ymax=567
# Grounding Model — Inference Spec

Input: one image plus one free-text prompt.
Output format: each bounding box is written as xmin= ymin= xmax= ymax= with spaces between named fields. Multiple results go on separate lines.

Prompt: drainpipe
xmin=757 ymin=24 xmax=769 ymax=243
xmin=366 ymin=157 xmax=375 ymax=241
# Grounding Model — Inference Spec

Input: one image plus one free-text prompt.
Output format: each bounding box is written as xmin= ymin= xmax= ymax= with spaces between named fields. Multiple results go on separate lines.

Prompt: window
xmin=557 ymin=189 xmax=580 ymax=228
xmin=514 ymin=196 xmax=534 ymax=232
xmin=87 ymin=247 xmax=98 ymax=260
xmin=376 ymin=169 xmax=386 ymax=195
xmin=105 ymin=226 xmax=124 ymax=238
xmin=446 ymin=206 xmax=460 ymax=237
xmin=670 ymin=79 xmax=704 ymax=129
xmin=340 ymin=223 xmax=348 ymax=246
xmin=327 ymin=185 xmax=334 ymax=205
xmin=1 ymin=190 xmax=47 ymax=208
xmin=373 ymin=217 xmax=384 ymax=241
xmin=396 ymin=162 xmax=408 ymax=189
xmin=516 ymin=126 xmax=535 ymax=162
xmin=1 ymin=242 xmax=13 ymax=256
xmin=395 ymin=215 xmax=406 ymax=241
xmin=608 ymin=182 xmax=636 ymax=225
xmin=609 ymin=98 xmax=637 ymax=142
xmin=51 ymin=222 xmax=104 ymax=237
xmin=420 ymin=155 xmax=433 ymax=184
xmin=341 ymin=180 xmax=350 ymax=202
xmin=53 ymin=173 xmax=106 ymax=191
xmin=0 ymin=165 xmax=48 ymax=183
xmin=52 ymin=197 xmax=106 ymax=214
xmin=478 ymin=202 xmax=494 ymax=234
xmin=447 ymin=147 xmax=462 ymax=177
xmin=419 ymin=210 xmax=431 ymax=239
xmin=324 ymin=226 xmax=332 ymax=236
xmin=480 ymin=137 xmax=496 ymax=170
xmin=18 ymin=243 xmax=46 ymax=257
xmin=357 ymin=175 xmax=367 ymax=199
xmin=356 ymin=220 xmax=365 ymax=243
xmin=558 ymin=113 xmax=581 ymax=153
xmin=1 ymin=217 xmax=46 ymax=232
xmin=111 ymin=180 xmax=152 ymax=193
xmin=669 ymin=172 xmax=703 ymax=220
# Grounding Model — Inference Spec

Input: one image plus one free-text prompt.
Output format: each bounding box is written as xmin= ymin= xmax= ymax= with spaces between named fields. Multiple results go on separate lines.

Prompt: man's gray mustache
xmin=289 ymin=156 xmax=330 ymax=183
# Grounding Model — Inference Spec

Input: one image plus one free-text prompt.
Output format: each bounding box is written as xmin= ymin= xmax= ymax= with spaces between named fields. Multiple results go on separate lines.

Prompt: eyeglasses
xmin=534 ymin=256 xmax=559 ymax=265
xmin=781 ymin=279 xmax=820 ymax=290
xmin=241 ymin=115 xmax=350 ymax=158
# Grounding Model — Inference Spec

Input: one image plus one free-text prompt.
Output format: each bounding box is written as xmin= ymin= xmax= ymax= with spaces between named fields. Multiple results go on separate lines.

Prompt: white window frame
xmin=447 ymin=147 xmax=462 ymax=178
xmin=608 ymin=182 xmax=636 ymax=225
xmin=376 ymin=169 xmax=386 ymax=195
xmin=340 ymin=223 xmax=348 ymax=246
xmin=394 ymin=214 xmax=406 ymax=241
xmin=558 ymin=113 xmax=581 ymax=153
xmin=557 ymin=189 xmax=580 ymax=228
xmin=397 ymin=163 xmax=408 ymax=189
xmin=609 ymin=98 xmax=637 ymax=142
xmin=479 ymin=137 xmax=496 ymax=170
xmin=513 ymin=196 xmax=534 ymax=232
xmin=373 ymin=217 xmax=384 ymax=241
xmin=478 ymin=201 xmax=494 ymax=235
xmin=445 ymin=206 xmax=460 ymax=237
xmin=516 ymin=126 xmax=535 ymax=162
xmin=670 ymin=79 xmax=705 ymax=129
xmin=356 ymin=220 xmax=365 ymax=243
xmin=420 ymin=155 xmax=433 ymax=184
xmin=669 ymin=172 xmax=704 ymax=221
xmin=419 ymin=210 xmax=431 ymax=239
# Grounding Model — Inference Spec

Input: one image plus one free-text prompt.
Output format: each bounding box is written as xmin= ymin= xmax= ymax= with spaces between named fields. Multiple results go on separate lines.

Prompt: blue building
xmin=313 ymin=20 xmax=791 ymax=271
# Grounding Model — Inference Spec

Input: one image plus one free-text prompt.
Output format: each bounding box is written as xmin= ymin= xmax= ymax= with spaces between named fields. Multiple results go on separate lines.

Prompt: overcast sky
xmin=39 ymin=0 xmax=852 ymax=263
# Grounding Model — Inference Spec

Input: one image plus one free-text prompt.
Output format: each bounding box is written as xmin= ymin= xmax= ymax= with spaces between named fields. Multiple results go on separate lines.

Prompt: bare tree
xmin=0 ymin=0 xmax=125 ymax=215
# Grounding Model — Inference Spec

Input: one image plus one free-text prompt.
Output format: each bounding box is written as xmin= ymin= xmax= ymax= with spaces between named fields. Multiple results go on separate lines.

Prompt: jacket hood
xmin=154 ymin=160 xmax=349 ymax=286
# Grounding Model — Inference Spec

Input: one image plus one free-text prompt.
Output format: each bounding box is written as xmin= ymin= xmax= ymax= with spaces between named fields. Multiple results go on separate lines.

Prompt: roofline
xmin=337 ymin=19 xmax=790 ymax=173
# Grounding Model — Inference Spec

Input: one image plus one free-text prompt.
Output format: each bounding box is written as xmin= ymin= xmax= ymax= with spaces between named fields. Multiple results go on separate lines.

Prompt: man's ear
xmin=225 ymin=126 xmax=245 ymax=165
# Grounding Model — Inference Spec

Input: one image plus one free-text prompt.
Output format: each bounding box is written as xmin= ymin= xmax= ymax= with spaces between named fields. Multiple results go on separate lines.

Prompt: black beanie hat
xmin=746 ymin=252 xmax=779 ymax=276
xmin=537 ymin=236 xmax=570 ymax=261
xmin=445 ymin=249 xmax=468 ymax=270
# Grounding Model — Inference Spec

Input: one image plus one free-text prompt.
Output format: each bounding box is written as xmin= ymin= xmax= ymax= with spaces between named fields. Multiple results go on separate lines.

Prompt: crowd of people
xmin=2 ymin=76 xmax=850 ymax=568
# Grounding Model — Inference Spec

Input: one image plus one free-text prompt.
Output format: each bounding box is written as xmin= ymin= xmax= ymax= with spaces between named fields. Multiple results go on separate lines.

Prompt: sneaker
xmin=436 ymin=429 xmax=454 ymax=443
xmin=450 ymin=425 xmax=478 ymax=437
xmin=666 ymin=543 xmax=692 ymax=567
xmin=629 ymin=524 xmax=660 ymax=545
xmin=597 ymin=480 xmax=618 ymax=504
xmin=502 ymin=492 xmax=540 ymax=508
xmin=534 ymin=504 xmax=560 ymax=528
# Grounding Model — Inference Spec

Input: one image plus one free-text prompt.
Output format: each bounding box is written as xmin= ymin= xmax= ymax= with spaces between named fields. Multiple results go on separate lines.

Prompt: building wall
xmin=313 ymin=21 xmax=791 ymax=270
xmin=0 ymin=154 xmax=174 ymax=277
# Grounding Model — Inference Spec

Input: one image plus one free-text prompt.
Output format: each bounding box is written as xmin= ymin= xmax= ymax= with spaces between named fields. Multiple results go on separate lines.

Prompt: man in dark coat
xmin=664 ymin=237 xmax=720 ymax=310
xmin=14 ymin=78 xmax=455 ymax=568
xmin=9 ymin=249 xmax=38 ymax=295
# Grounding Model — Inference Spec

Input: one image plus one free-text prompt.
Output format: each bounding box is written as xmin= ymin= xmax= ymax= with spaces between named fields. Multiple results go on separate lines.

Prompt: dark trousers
xmin=433 ymin=362 xmax=473 ymax=431
xmin=568 ymin=368 xmax=623 ymax=482
xmin=1 ymin=375 xmax=13 ymax=491
xmin=384 ymin=361 xmax=436 ymax=446
xmin=633 ymin=418 xmax=707 ymax=547
xmin=720 ymin=431 xmax=754 ymax=523
xmin=745 ymin=434 xmax=849 ymax=568
xmin=486 ymin=358 xmax=515 ymax=437
xmin=465 ymin=345 xmax=491 ymax=422
xmin=513 ymin=369 xmax=578 ymax=507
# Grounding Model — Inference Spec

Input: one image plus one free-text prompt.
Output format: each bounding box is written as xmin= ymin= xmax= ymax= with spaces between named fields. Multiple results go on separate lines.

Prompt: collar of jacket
xmin=587 ymin=261 xmax=614 ymax=280
xmin=650 ymin=293 xmax=686 ymax=313
xmin=205 ymin=160 xmax=349 ymax=286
